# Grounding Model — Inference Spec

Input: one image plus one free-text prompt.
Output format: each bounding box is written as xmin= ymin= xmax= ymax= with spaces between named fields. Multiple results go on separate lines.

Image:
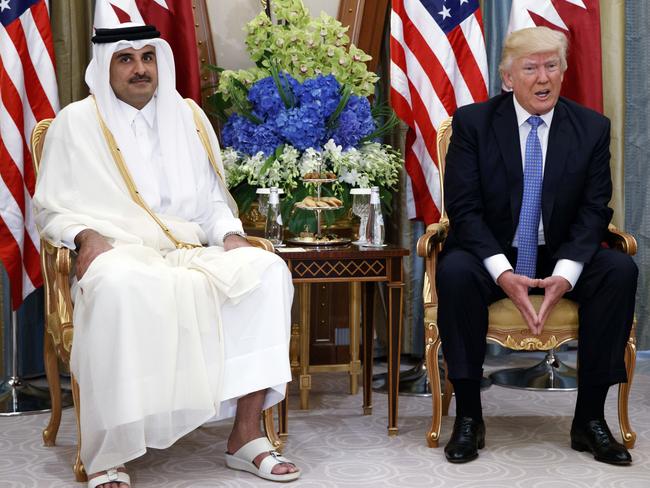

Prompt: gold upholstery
xmin=418 ymin=116 xmax=637 ymax=450
xmin=31 ymin=119 xmax=279 ymax=482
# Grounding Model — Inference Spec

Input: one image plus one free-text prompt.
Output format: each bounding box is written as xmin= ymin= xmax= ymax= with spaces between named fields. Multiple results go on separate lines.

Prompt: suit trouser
xmin=436 ymin=246 xmax=638 ymax=387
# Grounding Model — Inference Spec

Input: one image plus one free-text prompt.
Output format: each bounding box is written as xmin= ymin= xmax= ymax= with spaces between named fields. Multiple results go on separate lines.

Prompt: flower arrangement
xmin=209 ymin=0 xmax=402 ymax=234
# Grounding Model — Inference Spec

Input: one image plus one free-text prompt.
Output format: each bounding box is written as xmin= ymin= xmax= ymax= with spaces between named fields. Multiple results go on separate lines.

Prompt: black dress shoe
xmin=570 ymin=419 xmax=632 ymax=465
xmin=444 ymin=416 xmax=485 ymax=463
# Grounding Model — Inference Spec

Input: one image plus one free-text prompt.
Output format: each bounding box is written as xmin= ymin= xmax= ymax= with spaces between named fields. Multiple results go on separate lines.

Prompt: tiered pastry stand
xmin=287 ymin=177 xmax=350 ymax=246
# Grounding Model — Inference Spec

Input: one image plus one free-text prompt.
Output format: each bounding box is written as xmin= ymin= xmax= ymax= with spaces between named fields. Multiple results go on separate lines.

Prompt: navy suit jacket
xmin=443 ymin=92 xmax=613 ymax=266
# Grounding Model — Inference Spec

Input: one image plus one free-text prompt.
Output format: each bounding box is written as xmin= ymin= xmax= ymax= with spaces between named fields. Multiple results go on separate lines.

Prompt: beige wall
xmin=208 ymin=0 xmax=340 ymax=70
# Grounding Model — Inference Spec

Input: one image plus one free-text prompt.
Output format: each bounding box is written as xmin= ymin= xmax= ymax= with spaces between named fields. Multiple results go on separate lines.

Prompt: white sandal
xmin=87 ymin=465 xmax=130 ymax=488
xmin=225 ymin=437 xmax=301 ymax=482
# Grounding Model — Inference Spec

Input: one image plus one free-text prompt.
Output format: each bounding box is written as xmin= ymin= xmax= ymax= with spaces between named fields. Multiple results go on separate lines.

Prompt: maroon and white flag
xmin=1 ymin=0 xmax=59 ymax=309
xmin=94 ymin=0 xmax=202 ymax=104
xmin=507 ymin=0 xmax=603 ymax=113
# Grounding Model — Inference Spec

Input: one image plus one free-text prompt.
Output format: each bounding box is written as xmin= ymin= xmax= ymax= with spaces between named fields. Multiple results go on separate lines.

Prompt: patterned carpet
xmin=1 ymin=351 xmax=649 ymax=488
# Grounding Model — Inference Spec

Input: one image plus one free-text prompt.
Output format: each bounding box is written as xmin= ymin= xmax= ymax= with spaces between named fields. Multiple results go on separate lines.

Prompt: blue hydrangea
xmin=250 ymin=122 xmax=283 ymax=156
xmin=275 ymin=104 xmax=327 ymax=151
xmin=329 ymin=95 xmax=376 ymax=148
xmin=222 ymin=114 xmax=281 ymax=156
xmin=248 ymin=73 xmax=301 ymax=119
xmin=299 ymin=74 xmax=341 ymax=119
xmin=224 ymin=75 xmax=377 ymax=156
xmin=221 ymin=114 xmax=257 ymax=152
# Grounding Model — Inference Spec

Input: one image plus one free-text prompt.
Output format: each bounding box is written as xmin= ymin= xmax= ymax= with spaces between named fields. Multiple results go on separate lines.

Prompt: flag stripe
xmin=447 ymin=26 xmax=488 ymax=102
xmin=404 ymin=130 xmax=439 ymax=224
xmin=0 ymin=218 xmax=25 ymax=309
xmin=23 ymin=8 xmax=58 ymax=112
xmin=0 ymin=137 xmax=26 ymax=215
xmin=5 ymin=23 xmax=53 ymax=123
xmin=29 ymin=2 xmax=56 ymax=67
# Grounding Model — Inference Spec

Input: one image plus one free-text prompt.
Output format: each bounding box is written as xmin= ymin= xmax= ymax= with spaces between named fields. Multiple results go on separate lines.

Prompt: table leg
xmin=362 ymin=282 xmax=375 ymax=415
xmin=349 ymin=282 xmax=361 ymax=395
xmin=299 ymin=283 xmax=311 ymax=410
xmin=387 ymin=263 xmax=405 ymax=436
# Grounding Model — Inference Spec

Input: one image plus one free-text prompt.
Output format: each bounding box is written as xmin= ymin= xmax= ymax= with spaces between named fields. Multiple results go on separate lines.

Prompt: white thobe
xmin=33 ymin=96 xmax=293 ymax=474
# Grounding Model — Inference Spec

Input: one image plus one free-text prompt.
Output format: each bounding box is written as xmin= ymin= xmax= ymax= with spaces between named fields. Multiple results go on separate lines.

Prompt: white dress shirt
xmin=482 ymin=95 xmax=584 ymax=289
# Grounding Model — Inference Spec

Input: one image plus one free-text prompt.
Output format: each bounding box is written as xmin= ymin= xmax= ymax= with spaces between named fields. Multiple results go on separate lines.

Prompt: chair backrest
xmin=435 ymin=117 xmax=453 ymax=220
xmin=30 ymin=118 xmax=53 ymax=175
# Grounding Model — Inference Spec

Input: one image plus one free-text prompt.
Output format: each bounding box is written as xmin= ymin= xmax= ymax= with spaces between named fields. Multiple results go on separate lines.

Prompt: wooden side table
xmin=276 ymin=244 xmax=409 ymax=436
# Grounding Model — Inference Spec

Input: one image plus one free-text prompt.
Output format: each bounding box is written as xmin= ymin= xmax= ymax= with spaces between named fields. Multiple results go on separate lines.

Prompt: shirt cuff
xmin=483 ymin=254 xmax=513 ymax=283
xmin=552 ymin=259 xmax=584 ymax=290
xmin=214 ymin=220 xmax=245 ymax=247
xmin=61 ymin=225 xmax=89 ymax=250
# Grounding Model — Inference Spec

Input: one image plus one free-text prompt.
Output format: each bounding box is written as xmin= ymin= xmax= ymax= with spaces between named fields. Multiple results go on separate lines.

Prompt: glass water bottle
xmin=364 ymin=186 xmax=385 ymax=247
xmin=265 ymin=187 xmax=284 ymax=247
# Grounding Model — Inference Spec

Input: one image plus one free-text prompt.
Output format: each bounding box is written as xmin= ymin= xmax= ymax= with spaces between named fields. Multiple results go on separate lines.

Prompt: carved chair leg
xmin=71 ymin=375 xmax=87 ymax=482
xmin=425 ymin=322 xmax=442 ymax=448
xmin=278 ymin=385 xmax=289 ymax=442
xmin=290 ymin=323 xmax=300 ymax=374
xmin=42 ymin=330 xmax=61 ymax=447
xmin=442 ymin=358 xmax=453 ymax=416
xmin=618 ymin=338 xmax=637 ymax=449
xmin=262 ymin=407 xmax=283 ymax=452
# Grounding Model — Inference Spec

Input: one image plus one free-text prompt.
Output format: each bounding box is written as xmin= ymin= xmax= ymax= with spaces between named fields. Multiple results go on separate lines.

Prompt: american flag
xmin=95 ymin=0 xmax=202 ymax=104
xmin=390 ymin=0 xmax=488 ymax=225
xmin=0 ymin=0 xmax=58 ymax=310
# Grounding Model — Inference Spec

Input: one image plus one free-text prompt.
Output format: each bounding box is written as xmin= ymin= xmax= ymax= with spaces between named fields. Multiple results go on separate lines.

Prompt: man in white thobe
xmin=34 ymin=24 xmax=300 ymax=487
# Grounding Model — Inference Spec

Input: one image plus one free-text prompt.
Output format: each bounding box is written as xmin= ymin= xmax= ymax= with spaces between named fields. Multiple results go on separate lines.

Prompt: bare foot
xmin=227 ymin=434 xmax=299 ymax=475
xmin=88 ymin=466 xmax=130 ymax=488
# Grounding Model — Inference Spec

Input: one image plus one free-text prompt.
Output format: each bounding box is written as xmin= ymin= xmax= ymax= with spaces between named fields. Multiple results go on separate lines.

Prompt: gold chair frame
xmin=417 ymin=117 xmax=637 ymax=449
xmin=31 ymin=118 xmax=282 ymax=482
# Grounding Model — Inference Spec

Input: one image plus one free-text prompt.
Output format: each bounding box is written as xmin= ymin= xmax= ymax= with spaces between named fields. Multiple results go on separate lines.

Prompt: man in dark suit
xmin=437 ymin=26 xmax=637 ymax=465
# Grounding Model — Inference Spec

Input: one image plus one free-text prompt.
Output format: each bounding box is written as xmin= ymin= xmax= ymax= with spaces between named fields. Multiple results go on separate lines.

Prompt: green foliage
xmin=213 ymin=0 xmax=378 ymax=114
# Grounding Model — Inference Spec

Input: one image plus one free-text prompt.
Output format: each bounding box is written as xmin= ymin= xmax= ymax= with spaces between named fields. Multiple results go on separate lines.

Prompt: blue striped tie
xmin=515 ymin=115 xmax=544 ymax=278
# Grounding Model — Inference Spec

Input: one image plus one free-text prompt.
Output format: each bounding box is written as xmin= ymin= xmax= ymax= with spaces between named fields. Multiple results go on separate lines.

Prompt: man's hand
xmin=497 ymin=270 xmax=541 ymax=335
xmin=223 ymin=234 xmax=252 ymax=252
xmin=537 ymin=275 xmax=571 ymax=332
xmin=74 ymin=229 xmax=113 ymax=280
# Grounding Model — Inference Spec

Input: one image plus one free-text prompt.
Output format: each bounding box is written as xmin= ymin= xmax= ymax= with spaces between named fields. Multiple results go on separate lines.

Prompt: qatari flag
xmin=507 ymin=0 xmax=602 ymax=113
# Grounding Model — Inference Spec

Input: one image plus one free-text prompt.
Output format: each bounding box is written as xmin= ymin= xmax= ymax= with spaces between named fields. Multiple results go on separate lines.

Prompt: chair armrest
xmin=417 ymin=219 xmax=449 ymax=306
xmin=246 ymin=236 xmax=275 ymax=252
xmin=606 ymin=224 xmax=637 ymax=256
xmin=416 ymin=219 xmax=449 ymax=258
xmin=41 ymin=240 xmax=75 ymax=362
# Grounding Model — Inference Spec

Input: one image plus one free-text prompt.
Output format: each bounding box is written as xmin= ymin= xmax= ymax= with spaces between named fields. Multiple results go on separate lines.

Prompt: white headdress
xmin=84 ymin=22 xmax=209 ymax=215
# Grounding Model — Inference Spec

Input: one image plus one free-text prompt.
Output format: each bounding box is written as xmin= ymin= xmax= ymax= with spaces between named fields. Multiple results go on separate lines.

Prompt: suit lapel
xmin=492 ymin=95 xmax=523 ymax=232
xmin=542 ymin=101 xmax=571 ymax=234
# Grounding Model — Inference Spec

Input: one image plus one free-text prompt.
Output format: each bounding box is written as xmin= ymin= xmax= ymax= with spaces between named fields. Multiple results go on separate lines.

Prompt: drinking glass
xmin=350 ymin=188 xmax=371 ymax=245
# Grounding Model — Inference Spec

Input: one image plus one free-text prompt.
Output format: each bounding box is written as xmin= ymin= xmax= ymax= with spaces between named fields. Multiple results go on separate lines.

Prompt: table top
xmin=275 ymin=243 xmax=410 ymax=260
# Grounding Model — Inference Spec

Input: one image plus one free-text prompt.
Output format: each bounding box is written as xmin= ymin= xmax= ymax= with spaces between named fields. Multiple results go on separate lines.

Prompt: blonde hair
xmin=499 ymin=27 xmax=568 ymax=77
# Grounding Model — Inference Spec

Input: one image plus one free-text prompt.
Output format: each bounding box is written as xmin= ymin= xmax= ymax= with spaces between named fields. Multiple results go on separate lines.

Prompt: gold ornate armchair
xmin=30 ymin=118 xmax=281 ymax=482
xmin=417 ymin=117 xmax=637 ymax=449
